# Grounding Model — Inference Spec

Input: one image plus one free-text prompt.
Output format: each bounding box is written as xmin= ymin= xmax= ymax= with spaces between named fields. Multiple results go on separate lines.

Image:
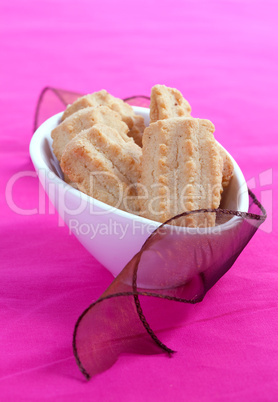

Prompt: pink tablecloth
xmin=0 ymin=0 xmax=277 ymax=400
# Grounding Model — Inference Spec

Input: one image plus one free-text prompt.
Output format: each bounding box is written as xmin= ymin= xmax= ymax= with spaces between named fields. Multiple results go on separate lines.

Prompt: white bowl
xmin=30 ymin=107 xmax=249 ymax=281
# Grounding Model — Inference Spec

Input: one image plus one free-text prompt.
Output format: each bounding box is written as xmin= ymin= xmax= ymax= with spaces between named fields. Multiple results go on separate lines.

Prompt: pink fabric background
xmin=0 ymin=0 xmax=277 ymax=400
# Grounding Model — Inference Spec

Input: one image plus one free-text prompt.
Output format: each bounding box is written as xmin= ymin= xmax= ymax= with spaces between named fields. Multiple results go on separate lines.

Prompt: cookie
xmin=61 ymin=90 xmax=145 ymax=147
xmin=139 ymin=117 xmax=222 ymax=227
xmin=150 ymin=84 xmax=233 ymax=188
xmin=219 ymin=147 xmax=234 ymax=188
xmin=127 ymin=114 xmax=146 ymax=148
xmin=51 ymin=106 xmax=131 ymax=162
xmin=60 ymin=124 xmax=142 ymax=214
xmin=150 ymin=84 xmax=192 ymax=124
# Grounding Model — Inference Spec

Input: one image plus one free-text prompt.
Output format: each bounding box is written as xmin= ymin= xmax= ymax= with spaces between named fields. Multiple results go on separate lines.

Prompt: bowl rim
xmin=30 ymin=107 xmax=249 ymax=230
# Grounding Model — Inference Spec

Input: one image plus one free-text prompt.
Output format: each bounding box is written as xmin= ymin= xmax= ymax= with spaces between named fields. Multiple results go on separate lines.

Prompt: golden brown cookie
xmin=219 ymin=147 xmax=234 ymax=188
xmin=149 ymin=84 xmax=233 ymax=188
xmin=60 ymin=124 xmax=142 ymax=214
xmin=139 ymin=117 xmax=222 ymax=227
xmin=150 ymin=84 xmax=192 ymax=123
xmin=51 ymin=106 xmax=131 ymax=162
xmin=61 ymin=90 xmax=145 ymax=147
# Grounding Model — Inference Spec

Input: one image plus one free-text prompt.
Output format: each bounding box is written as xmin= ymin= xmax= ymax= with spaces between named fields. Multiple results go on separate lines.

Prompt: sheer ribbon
xmin=34 ymin=88 xmax=266 ymax=379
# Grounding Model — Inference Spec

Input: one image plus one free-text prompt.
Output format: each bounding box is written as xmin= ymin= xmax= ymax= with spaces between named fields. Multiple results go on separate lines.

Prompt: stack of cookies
xmin=51 ymin=86 xmax=233 ymax=227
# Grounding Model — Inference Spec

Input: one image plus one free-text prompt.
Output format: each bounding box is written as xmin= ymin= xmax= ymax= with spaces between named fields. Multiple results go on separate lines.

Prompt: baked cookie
xmin=150 ymin=84 xmax=191 ymax=123
xmin=139 ymin=117 xmax=222 ymax=227
xmin=60 ymin=124 xmax=142 ymax=214
xmin=149 ymin=84 xmax=233 ymax=188
xmin=51 ymin=106 xmax=131 ymax=162
xmin=61 ymin=90 xmax=145 ymax=147
xmin=219 ymin=147 xmax=234 ymax=188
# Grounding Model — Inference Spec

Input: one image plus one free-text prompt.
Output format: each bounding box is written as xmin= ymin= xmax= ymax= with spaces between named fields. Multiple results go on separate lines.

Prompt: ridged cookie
xmin=61 ymin=90 xmax=145 ymax=146
xmin=139 ymin=117 xmax=222 ymax=227
xmin=150 ymin=84 xmax=191 ymax=123
xmin=51 ymin=106 xmax=131 ymax=162
xmin=60 ymin=124 xmax=142 ymax=214
xmin=149 ymin=84 xmax=233 ymax=188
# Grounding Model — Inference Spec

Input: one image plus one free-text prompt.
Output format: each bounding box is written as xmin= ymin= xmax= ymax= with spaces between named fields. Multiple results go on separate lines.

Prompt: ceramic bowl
xmin=30 ymin=107 xmax=249 ymax=279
